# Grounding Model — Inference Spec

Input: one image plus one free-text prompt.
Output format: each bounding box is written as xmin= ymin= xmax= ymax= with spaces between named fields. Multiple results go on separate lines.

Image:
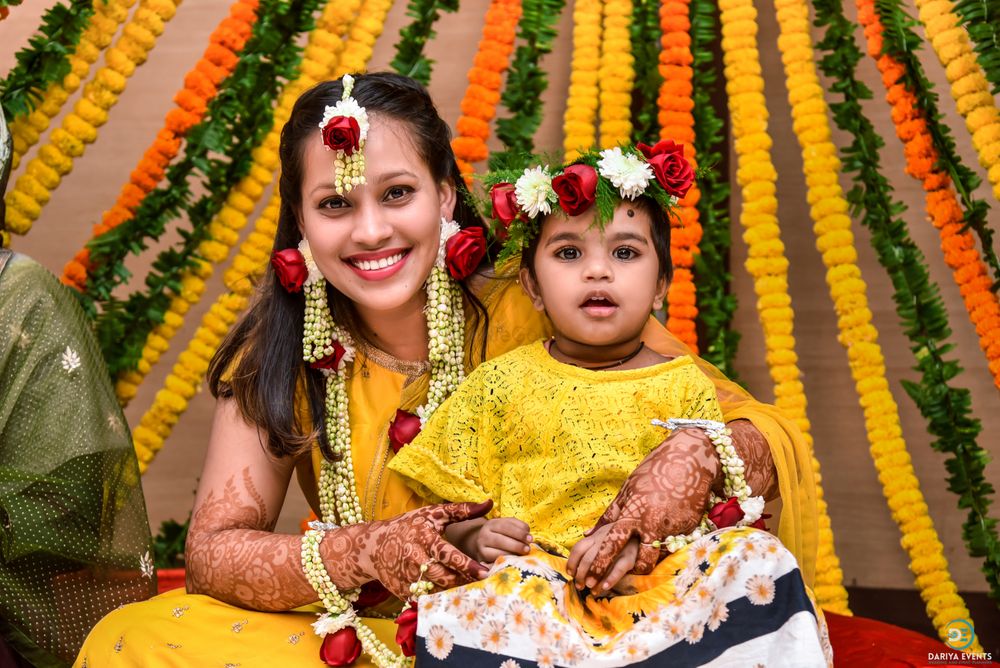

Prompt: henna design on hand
xmin=728 ymin=419 xmax=779 ymax=501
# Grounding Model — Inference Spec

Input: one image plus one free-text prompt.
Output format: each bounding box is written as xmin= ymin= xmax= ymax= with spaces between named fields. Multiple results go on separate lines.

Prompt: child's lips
xmin=579 ymin=294 xmax=618 ymax=316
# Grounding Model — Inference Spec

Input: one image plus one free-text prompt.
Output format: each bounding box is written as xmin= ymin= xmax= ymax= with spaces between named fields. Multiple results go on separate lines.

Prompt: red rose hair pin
xmin=319 ymin=74 xmax=369 ymax=195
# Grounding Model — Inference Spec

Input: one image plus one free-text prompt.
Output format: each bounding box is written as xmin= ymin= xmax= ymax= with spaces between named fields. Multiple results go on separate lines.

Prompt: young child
xmin=388 ymin=146 xmax=829 ymax=666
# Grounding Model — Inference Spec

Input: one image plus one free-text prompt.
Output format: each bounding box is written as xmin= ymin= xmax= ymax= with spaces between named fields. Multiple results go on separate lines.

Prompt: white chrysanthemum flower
xmin=437 ymin=218 xmax=461 ymax=267
xmin=739 ymin=496 xmax=766 ymax=524
xmin=745 ymin=574 xmax=776 ymax=606
xmin=298 ymin=238 xmax=323 ymax=285
xmin=318 ymin=98 xmax=370 ymax=145
xmin=515 ymin=166 xmax=557 ymax=218
xmin=597 ymin=147 xmax=653 ymax=200
xmin=311 ymin=609 xmax=356 ymax=637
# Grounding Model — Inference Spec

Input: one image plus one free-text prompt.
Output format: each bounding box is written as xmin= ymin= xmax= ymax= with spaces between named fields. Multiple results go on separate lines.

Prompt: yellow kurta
xmin=389 ymin=342 xmax=724 ymax=554
xmin=74 ymin=274 xmax=817 ymax=667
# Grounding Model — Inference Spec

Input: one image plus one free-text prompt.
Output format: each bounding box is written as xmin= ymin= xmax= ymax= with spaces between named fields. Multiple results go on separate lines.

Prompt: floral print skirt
xmin=414 ymin=527 xmax=833 ymax=667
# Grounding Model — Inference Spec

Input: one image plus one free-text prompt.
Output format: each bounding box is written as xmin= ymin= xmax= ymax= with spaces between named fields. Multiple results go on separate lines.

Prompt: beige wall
xmin=3 ymin=0 xmax=998 ymax=592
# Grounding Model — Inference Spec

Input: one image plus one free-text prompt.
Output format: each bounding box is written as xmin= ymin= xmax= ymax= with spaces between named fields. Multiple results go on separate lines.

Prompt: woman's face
xmin=298 ymin=115 xmax=456 ymax=320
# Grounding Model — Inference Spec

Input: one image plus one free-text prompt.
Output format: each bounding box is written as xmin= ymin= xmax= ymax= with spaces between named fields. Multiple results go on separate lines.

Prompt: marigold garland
xmin=452 ymin=0 xmax=522 ymax=182
xmin=658 ymin=0 xmax=699 ymax=352
xmin=60 ymin=0 xmax=260 ymax=291
xmin=858 ymin=5 xmax=1000 ymax=391
xmin=598 ymin=0 xmax=634 ymax=147
xmin=7 ymin=0 xmax=134 ymax=171
xmin=912 ymin=0 xmax=1000 ymax=202
xmin=4 ymin=0 xmax=181 ymax=237
xmin=125 ymin=0 xmax=393 ymax=459
xmin=717 ymin=0 xmax=849 ymax=615
xmin=561 ymin=0 xmax=601 ymax=161
xmin=852 ymin=0 xmax=1000 ymax=605
xmin=771 ymin=0 xmax=977 ymax=638
xmin=116 ymin=0 xmax=378 ymax=406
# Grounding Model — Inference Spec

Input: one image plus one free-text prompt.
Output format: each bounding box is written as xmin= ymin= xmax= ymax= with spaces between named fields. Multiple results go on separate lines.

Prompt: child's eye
xmin=613 ymin=246 xmax=638 ymax=260
xmin=555 ymin=247 xmax=580 ymax=260
xmin=385 ymin=186 xmax=413 ymax=201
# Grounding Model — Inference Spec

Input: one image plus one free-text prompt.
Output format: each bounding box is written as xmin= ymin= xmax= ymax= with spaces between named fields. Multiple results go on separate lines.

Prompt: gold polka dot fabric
xmin=0 ymin=254 xmax=155 ymax=665
xmin=389 ymin=341 xmax=724 ymax=554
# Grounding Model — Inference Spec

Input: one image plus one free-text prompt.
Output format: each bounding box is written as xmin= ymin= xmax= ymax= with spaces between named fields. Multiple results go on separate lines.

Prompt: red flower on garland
xmin=319 ymin=627 xmax=362 ymax=666
xmin=707 ymin=497 xmax=744 ymax=528
xmin=322 ymin=116 xmax=361 ymax=155
xmin=395 ymin=602 xmax=419 ymax=657
xmin=388 ymin=409 xmax=422 ymax=454
xmin=311 ymin=340 xmax=350 ymax=372
xmin=552 ymin=164 xmax=599 ymax=216
xmin=271 ymin=248 xmax=308 ymax=293
xmin=445 ymin=227 xmax=487 ymax=280
xmin=637 ymin=139 xmax=695 ymax=199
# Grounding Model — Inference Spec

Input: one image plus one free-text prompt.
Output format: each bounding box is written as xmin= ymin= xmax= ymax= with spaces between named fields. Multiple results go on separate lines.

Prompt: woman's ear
xmin=519 ymin=267 xmax=546 ymax=312
xmin=653 ymin=274 xmax=668 ymax=311
xmin=439 ymin=180 xmax=458 ymax=220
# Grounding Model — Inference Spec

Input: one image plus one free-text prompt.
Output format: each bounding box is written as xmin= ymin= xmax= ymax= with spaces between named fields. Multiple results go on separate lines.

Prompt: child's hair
xmin=209 ymin=73 xmax=491 ymax=459
xmin=520 ymin=195 xmax=674 ymax=283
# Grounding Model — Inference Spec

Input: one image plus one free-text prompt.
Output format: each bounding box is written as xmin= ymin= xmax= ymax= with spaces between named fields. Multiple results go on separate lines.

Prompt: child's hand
xmin=566 ymin=522 xmax=640 ymax=595
xmin=475 ymin=517 xmax=533 ymax=563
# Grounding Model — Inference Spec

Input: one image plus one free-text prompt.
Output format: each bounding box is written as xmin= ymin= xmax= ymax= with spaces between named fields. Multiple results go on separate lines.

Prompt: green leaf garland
xmin=951 ymin=0 xmax=1000 ymax=97
xmin=0 ymin=0 xmax=97 ymax=122
xmin=813 ymin=0 xmax=1000 ymax=604
xmin=389 ymin=0 xmax=460 ymax=86
xmin=629 ymin=0 xmax=663 ymax=144
xmin=491 ymin=0 xmax=566 ymax=166
xmin=688 ymin=0 xmax=738 ymax=378
xmin=85 ymin=0 xmax=323 ymax=374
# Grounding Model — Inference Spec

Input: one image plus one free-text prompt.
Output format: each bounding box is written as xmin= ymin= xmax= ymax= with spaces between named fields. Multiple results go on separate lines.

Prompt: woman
xmin=76 ymin=73 xmax=820 ymax=667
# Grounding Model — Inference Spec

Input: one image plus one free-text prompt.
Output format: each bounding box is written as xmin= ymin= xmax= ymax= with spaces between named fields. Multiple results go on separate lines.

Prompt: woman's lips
xmin=344 ymin=249 xmax=410 ymax=280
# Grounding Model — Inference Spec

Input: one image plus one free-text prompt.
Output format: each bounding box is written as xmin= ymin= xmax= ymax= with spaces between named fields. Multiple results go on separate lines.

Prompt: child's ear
xmin=653 ymin=274 xmax=668 ymax=311
xmin=519 ymin=267 xmax=546 ymax=312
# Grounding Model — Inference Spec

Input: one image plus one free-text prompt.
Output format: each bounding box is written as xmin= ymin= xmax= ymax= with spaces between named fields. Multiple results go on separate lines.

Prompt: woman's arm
xmin=185 ymin=399 xmax=491 ymax=610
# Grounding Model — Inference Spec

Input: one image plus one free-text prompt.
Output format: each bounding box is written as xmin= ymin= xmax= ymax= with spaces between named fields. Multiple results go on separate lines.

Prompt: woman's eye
xmin=613 ymin=246 xmax=637 ymax=260
xmin=320 ymin=197 xmax=348 ymax=210
xmin=385 ymin=186 xmax=412 ymax=201
xmin=555 ymin=247 xmax=580 ymax=260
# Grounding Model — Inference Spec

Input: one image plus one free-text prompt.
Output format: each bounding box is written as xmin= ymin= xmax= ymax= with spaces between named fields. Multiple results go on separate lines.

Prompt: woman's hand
xmin=577 ymin=428 xmax=721 ymax=584
xmin=357 ymin=500 xmax=495 ymax=599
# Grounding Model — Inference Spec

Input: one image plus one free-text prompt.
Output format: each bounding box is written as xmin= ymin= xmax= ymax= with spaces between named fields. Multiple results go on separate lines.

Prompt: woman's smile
xmin=344 ymin=247 xmax=411 ymax=279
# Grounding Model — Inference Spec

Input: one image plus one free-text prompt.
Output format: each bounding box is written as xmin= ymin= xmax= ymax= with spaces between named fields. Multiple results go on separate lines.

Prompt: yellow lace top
xmin=387 ymin=341 xmax=724 ymax=555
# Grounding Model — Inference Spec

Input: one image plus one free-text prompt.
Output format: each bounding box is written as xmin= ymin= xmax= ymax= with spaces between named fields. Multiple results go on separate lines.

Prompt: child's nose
xmin=582 ymin=255 xmax=613 ymax=281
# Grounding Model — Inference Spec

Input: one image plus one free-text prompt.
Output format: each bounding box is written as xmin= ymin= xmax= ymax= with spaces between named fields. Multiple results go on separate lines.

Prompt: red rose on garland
xmin=322 ymin=116 xmax=361 ymax=155
xmin=319 ymin=627 xmax=362 ymax=666
xmin=489 ymin=182 xmax=522 ymax=229
xmin=395 ymin=602 xmax=419 ymax=657
xmin=707 ymin=497 xmax=745 ymax=528
xmin=388 ymin=409 xmax=422 ymax=454
xmin=271 ymin=248 xmax=308 ymax=293
xmin=353 ymin=580 xmax=392 ymax=610
xmin=311 ymin=340 xmax=350 ymax=372
xmin=637 ymin=139 xmax=695 ymax=199
xmin=444 ymin=227 xmax=487 ymax=280
xmin=552 ymin=164 xmax=598 ymax=216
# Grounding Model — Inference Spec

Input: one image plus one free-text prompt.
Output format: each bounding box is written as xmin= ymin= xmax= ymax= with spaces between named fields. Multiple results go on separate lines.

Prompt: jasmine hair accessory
xmin=319 ymin=74 xmax=370 ymax=195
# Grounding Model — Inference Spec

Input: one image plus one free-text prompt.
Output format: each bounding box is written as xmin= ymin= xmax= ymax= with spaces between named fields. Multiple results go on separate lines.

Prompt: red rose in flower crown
xmin=394 ymin=602 xmax=419 ymax=657
xmin=310 ymin=340 xmax=350 ymax=372
xmin=388 ymin=409 xmax=422 ymax=454
xmin=322 ymin=116 xmax=361 ymax=156
xmin=444 ymin=227 xmax=487 ymax=280
xmin=552 ymin=164 xmax=598 ymax=216
xmin=319 ymin=626 xmax=362 ymax=666
xmin=489 ymin=182 xmax=522 ymax=228
xmin=271 ymin=248 xmax=308 ymax=293
xmin=707 ymin=497 xmax=745 ymax=529
xmin=637 ymin=140 xmax=695 ymax=199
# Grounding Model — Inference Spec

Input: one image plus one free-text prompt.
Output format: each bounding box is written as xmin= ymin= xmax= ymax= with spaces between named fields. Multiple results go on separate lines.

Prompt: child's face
xmin=520 ymin=204 xmax=667 ymax=349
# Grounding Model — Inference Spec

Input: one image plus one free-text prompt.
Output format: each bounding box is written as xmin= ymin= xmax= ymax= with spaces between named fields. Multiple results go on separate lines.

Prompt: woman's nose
xmin=350 ymin=204 xmax=393 ymax=247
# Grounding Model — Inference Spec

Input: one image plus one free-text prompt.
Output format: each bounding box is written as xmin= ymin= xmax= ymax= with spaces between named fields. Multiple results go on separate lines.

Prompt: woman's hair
xmin=209 ymin=72 xmax=491 ymax=459
xmin=520 ymin=195 xmax=674 ymax=283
